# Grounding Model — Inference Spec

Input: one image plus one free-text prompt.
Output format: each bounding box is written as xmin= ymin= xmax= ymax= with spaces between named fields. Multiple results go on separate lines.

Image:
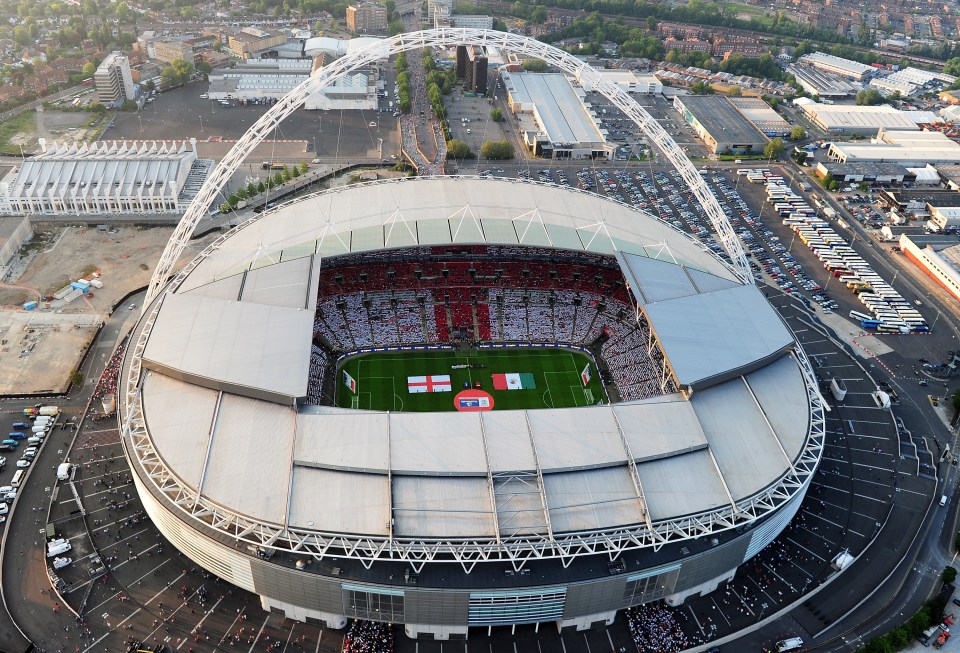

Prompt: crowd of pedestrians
xmin=91 ymin=343 xmax=126 ymax=420
xmin=626 ymin=603 xmax=691 ymax=652
xmin=342 ymin=620 xmax=394 ymax=653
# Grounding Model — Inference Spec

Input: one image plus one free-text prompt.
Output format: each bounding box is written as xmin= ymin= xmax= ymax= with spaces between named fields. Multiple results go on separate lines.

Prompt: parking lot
xmin=107 ymin=83 xmax=391 ymax=162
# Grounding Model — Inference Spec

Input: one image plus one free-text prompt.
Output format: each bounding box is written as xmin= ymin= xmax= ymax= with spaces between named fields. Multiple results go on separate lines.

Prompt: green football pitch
xmin=336 ymin=348 xmax=607 ymax=412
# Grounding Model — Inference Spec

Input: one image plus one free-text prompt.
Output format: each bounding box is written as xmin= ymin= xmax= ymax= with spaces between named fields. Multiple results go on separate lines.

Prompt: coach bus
xmin=850 ymin=310 xmax=874 ymax=322
xmin=860 ymin=319 xmax=881 ymax=329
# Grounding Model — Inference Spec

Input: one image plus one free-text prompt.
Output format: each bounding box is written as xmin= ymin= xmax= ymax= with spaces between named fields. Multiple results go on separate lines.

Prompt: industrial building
xmin=346 ymin=2 xmax=388 ymax=34
xmin=786 ymin=64 xmax=856 ymax=98
xmin=94 ymin=51 xmax=136 ymax=106
xmin=869 ymin=67 xmax=956 ymax=98
xmin=814 ymin=161 xmax=911 ymax=185
xmin=0 ymin=139 xmax=212 ymax=216
xmin=120 ymin=176 xmax=822 ymax=639
xmin=153 ymin=35 xmax=218 ymax=65
xmin=206 ymin=59 xmax=376 ymax=109
xmin=580 ymin=70 xmax=663 ymax=94
xmin=228 ymin=27 xmax=288 ymax=59
xmin=673 ymin=95 xmax=768 ymax=155
xmin=503 ymin=72 xmax=614 ymax=159
xmin=795 ymin=99 xmax=941 ymax=136
xmin=727 ymin=97 xmax=791 ymax=137
xmin=899 ymin=233 xmax=960 ymax=302
xmin=797 ymin=52 xmax=875 ymax=81
xmin=827 ymin=129 xmax=960 ymax=166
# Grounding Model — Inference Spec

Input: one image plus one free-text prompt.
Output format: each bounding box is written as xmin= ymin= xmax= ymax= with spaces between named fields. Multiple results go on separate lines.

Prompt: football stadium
xmin=119 ymin=175 xmax=825 ymax=639
xmin=118 ymin=28 xmax=825 ymax=643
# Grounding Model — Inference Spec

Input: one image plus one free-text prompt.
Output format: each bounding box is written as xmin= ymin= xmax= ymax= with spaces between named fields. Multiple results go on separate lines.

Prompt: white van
xmin=57 ymin=462 xmax=72 ymax=481
xmin=941 ymin=495 xmax=948 ymax=507
xmin=46 ymin=540 xmax=71 ymax=557
xmin=776 ymin=638 xmax=804 ymax=652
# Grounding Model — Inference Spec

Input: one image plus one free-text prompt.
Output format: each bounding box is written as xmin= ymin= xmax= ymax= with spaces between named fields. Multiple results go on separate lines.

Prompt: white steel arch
xmin=145 ymin=28 xmax=751 ymax=306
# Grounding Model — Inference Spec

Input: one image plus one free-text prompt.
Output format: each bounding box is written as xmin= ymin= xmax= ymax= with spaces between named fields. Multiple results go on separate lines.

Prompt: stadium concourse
xmin=119 ymin=176 xmax=823 ymax=642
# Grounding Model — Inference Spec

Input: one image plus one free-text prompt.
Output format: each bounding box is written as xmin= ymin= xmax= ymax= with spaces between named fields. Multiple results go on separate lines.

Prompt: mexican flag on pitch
xmin=407 ymin=375 xmax=452 ymax=393
xmin=492 ymin=373 xmax=536 ymax=390
xmin=343 ymin=370 xmax=357 ymax=393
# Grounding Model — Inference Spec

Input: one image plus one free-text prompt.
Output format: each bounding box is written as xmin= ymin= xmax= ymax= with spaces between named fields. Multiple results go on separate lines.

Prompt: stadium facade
xmin=120 ymin=176 xmax=824 ymax=639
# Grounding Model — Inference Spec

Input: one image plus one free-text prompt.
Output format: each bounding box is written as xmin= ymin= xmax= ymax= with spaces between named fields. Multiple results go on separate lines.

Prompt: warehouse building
xmin=580 ymin=70 xmax=663 ymax=94
xmin=727 ymin=97 xmax=791 ymax=137
xmin=899 ymin=233 xmax=960 ymax=302
xmin=786 ymin=64 xmax=856 ymax=98
xmin=827 ymin=129 xmax=960 ymax=166
xmin=796 ymin=100 xmax=941 ymax=136
xmin=0 ymin=139 xmax=212 ymax=216
xmin=207 ymin=58 xmax=376 ymax=109
xmin=869 ymin=67 xmax=956 ymax=98
xmin=814 ymin=161 xmax=911 ymax=185
xmin=797 ymin=52 xmax=874 ymax=81
xmin=673 ymin=95 xmax=768 ymax=154
xmin=503 ymin=72 xmax=615 ymax=160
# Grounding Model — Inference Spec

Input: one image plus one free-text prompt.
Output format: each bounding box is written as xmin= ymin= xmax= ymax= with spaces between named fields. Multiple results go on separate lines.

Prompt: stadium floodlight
xmin=145 ymin=28 xmax=751 ymax=309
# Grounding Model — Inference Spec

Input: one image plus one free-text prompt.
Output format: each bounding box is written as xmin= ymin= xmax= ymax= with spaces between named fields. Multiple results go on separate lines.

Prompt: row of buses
xmin=776 ymin=211 xmax=929 ymax=333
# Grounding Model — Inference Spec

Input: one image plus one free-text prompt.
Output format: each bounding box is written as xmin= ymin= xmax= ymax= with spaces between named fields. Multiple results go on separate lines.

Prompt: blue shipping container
xmin=22 ymin=301 xmax=37 ymax=310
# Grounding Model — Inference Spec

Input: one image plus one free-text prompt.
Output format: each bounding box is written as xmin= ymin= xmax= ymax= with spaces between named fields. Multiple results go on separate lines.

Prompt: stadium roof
xmin=127 ymin=177 xmax=819 ymax=561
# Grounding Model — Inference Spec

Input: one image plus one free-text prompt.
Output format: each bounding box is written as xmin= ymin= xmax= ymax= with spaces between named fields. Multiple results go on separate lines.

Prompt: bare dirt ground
xmin=9 ymin=109 xmax=98 ymax=152
xmin=0 ymin=225 xmax=217 ymax=394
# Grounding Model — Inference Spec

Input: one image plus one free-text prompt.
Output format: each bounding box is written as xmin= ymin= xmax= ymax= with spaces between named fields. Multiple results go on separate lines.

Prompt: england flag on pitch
xmin=407 ymin=375 xmax=452 ymax=393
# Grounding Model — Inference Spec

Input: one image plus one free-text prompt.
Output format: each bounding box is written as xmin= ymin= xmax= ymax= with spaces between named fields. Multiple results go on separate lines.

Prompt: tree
xmin=943 ymin=566 xmax=957 ymax=584
xmin=257 ymin=181 xmax=266 ymax=194
xmin=490 ymin=108 xmax=503 ymax=122
xmin=120 ymin=99 xmax=138 ymax=111
xmin=789 ymin=126 xmax=807 ymax=141
xmin=446 ymin=139 xmax=472 ymax=159
xmin=274 ymin=171 xmax=284 ymax=186
xmin=196 ymin=60 xmax=212 ymax=75
xmin=69 ymin=370 xmax=84 ymax=387
xmin=236 ymin=187 xmax=249 ymax=200
xmin=522 ymin=58 xmax=547 ymax=72
xmin=691 ymin=80 xmax=714 ymax=94
xmin=282 ymin=165 xmax=292 ymax=182
xmin=247 ymin=182 xmax=257 ymax=196
xmin=81 ymin=61 xmax=96 ymax=77
xmin=480 ymin=140 xmax=515 ymax=159
xmin=763 ymin=137 xmax=785 ymax=160
xmin=727 ymin=86 xmax=742 ymax=96
xmin=227 ymin=192 xmax=239 ymax=207
xmin=946 ymin=56 xmax=960 ymax=78
xmin=855 ymin=89 xmax=884 ymax=106
xmin=144 ymin=80 xmax=155 ymax=93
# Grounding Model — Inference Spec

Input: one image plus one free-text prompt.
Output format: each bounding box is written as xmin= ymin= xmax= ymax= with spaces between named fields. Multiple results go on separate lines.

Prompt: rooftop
xmin=126 ymin=177 xmax=817 ymax=557
xmin=799 ymin=52 xmax=875 ymax=77
xmin=676 ymin=95 xmax=768 ymax=145
xmin=503 ymin=72 xmax=606 ymax=146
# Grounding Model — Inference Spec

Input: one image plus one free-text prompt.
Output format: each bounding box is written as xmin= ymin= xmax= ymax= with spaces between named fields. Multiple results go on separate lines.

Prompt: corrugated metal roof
xmin=544 ymin=467 xmax=643 ymax=533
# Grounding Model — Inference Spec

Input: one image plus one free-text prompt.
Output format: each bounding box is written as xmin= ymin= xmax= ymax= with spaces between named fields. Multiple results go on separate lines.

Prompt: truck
xmin=823 ymin=207 xmax=837 ymax=219
xmin=57 ymin=463 xmax=72 ymax=481
xmin=925 ymin=219 xmax=942 ymax=234
xmin=38 ymin=406 xmax=59 ymax=417
xmin=52 ymin=557 xmax=72 ymax=570
xmin=46 ymin=539 xmax=71 ymax=557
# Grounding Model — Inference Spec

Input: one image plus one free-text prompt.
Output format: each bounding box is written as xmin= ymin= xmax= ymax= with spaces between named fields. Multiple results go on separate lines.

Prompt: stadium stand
xmin=308 ymin=246 xmax=675 ymax=404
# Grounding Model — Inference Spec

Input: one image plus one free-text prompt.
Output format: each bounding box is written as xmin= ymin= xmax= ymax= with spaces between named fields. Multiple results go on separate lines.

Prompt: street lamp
xmin=198 ymin=115 xmax=203 ymax=133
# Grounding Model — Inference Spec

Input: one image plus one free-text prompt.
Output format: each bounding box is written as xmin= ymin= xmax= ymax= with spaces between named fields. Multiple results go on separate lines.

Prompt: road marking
xmin=248 ymin=614 xmax=271 ymax=653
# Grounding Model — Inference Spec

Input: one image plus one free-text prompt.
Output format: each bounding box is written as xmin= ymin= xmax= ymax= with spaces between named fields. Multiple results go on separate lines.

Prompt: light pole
xmin=198 ymin=115 xmax=203 ymax=133
xmin=137 ymin=115 xmax=143 ymax=134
